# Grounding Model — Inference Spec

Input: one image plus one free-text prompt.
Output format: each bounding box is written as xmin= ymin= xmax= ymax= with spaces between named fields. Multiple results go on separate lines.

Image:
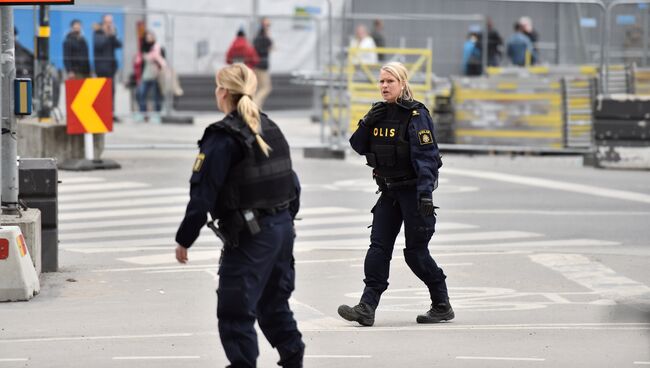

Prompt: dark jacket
xmin=253 ymin=31 xmax=272 ymax=70
xmin=15 ymin=41 xmax=34 ymax=78
xmin=93 ymin=29 xmax=122 ymax=77
xmin=63 ymin=32 xmax=91 ymax=75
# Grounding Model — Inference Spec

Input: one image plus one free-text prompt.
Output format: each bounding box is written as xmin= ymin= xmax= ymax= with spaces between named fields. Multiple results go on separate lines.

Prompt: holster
xmin=215 ymin=211 xmax=245 ymax=249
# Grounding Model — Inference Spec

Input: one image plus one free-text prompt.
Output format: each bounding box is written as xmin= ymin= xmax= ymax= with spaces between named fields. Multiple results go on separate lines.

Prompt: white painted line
xmin=297 ymin=322 xmax=650 ymax=333
xmin=297 ymin=215 xmax=476 ymax=231
xmin=297 ymin=238 xmax=619 ymax=251
xmin=60 ymin=195 xmax=188 ymax=211
xmin=298 ymin=207 xmax=358 ymax=216
xmin=447 ymin=209 xmax=650 ymax=216
xmin=59 ymin=177 xmax=105 ymax=184
xmin=62 ymin=235 xmax=216 ymax=250
xmin=0 ymin=358 xmax=29 ymax=362
xmin=112 ymin=356 xmax=200 ymax=360
xmin=444 ymin=168 xmax=650 ymax=204
xmin=634 ymin=362 xmax=650 ymax=365
xmin=530 ymin=254 xmax=650 ymax=301
xmin=58 ymin=181 xmax=149 ymax=193
xmin=65 ymin=246 xmax=173 ymax=254
xmin=61 ymin=226 xmax=211 ymax=242
xmin=432 ymin=231 xmax=541 ymax=243
xmin=305 ymin=355 xmax=371 ymax=359
xmin=59 ymin=187 xmax=188 ymax=203
xmin=95 ymin=264 xmax=217 ymax=273
xmin=456 ymin=356 xmax=545 ymax=362
xmin=59 ymin=216 xmax=183 ymax=231
xmin=59 ymin=206 xmax=185 ymax=221
xmin=0 ymin=332 xmax=194 ymax=344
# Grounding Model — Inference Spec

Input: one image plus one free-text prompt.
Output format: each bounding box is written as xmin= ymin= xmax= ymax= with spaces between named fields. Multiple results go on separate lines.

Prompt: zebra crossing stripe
xmin=59 ymin=216 xmax=183 ymax=232
xmin=61 ymin=235 xmax=218 ymax=249
xmin=59 ymin=206 xmax=185 ymax=221
xmin=58 ymin=182 xmax=150 ymax=193
xmin=58 ymin=187 xmax=187 ymax=203
xmin=297 ymin=207 xmax=358 ymax=216
xmin=60 ymin=227 xmax=213 ymax=242
xmin=295 ymin=238 xmax=618 ymax=250
xmin=59 ymin=196 xmax=189 ymax=211
xmin=59 ymin=177 xmax=105 ymax=184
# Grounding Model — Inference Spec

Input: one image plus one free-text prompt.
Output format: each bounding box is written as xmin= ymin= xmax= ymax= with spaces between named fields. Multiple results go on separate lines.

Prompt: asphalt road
xmin=1 ymin=113 xmax=649 ymax=367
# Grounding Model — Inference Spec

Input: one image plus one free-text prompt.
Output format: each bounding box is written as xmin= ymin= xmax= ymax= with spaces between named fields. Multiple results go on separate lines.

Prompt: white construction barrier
xmin=0 ymin=226 xmax=40 ymax=301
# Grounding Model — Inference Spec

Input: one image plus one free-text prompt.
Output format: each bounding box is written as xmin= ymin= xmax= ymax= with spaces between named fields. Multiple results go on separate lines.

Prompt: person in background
xmin=253 ymin=17 xmax=273 ymax=109
xmin=506 ymin=21 xmax=535 ymax=67
xmin=136 ymin=30 xmax=166 ymax=123
xmin=484 ymin=17 xmax=503 ymax=67
xmin=93 ymin=14 xmax=122 ymax=121
xmin=371 ymin=19 xmax=386 ymax=62
xmin=350 ymin=24 xmax=378 ymax=65
xmin=519 ymin=16 xmax=539 ymax=65
xmin=338 ymin=62 xmax=453 ymax=327
xmin=226 ymin=28 xmax=259 ymax=70
xmin=175 ymin=63 xmax=305 ymax=368
xmin=462 ymin=28 xmax=482 ymax=76
xmin=63 ymin=19 xmax=91 ymax=79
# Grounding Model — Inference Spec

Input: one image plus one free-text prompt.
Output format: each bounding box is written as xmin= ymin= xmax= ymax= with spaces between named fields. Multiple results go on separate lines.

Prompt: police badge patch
xmin=418 ymin=130 xmax=433 ymax=145
xmin=193 ymin=153 xmax=206 ymax=172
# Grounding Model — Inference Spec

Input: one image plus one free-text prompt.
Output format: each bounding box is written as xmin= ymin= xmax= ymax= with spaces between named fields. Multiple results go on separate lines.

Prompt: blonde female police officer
xmin=338 ymin=62 xmax=454 ymax=326
xmin=175 ymin=63 xmax=304 ymax=368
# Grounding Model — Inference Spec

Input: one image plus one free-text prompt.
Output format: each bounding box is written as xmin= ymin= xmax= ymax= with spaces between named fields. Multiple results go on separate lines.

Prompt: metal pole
xmin=482 ymin=16 xmax=488 ymax=74
xmin=644 ymin=5 xmax=649 ymax=66
xmin=1 ymin=7 xmax=18 ymax=213
xmin=163 ymin=13 xmax=174 ymax=117
xmin=83 ymin=134 xmax=94 ymax=160
xmin=36 ymin=5 xmax=51 ymax=122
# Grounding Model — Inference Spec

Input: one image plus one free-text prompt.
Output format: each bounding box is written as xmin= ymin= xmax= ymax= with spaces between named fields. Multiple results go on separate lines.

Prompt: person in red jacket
xmin=226 ymin=29 xmax=259 ymax=69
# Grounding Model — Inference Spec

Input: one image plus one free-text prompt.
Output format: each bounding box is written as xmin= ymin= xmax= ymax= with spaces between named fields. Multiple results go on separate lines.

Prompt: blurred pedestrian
xmin=175 ymin=63 xmax=305 ymax=368
xmin=506 ymin=22 xmax=535 ymax=66
xmin=350 ymin=24 xmax=377 ymax=65
xmin=338 ymin=61 xmax=453 ymax=326
xmin=371 ymin=19 xmax=386 ymax=61
xmin=226 ymin=28 xmax=259 ymax=69
xmin=519 ymin=16 xmax=539 ymax=65
xmin=135 ymin=30 xmax=166 ymax=123
xmin=253 ymin=17 xmax=273 ymax=109
xmin=93 ymin=14 xmax=122 ymax=121
xmin=484 ymin=17 xmax=503 ymax=67
xmin=63 ymin=19 xmax=90 ymax=80
xmin=462 ymin=29 xmax=482 ymax=76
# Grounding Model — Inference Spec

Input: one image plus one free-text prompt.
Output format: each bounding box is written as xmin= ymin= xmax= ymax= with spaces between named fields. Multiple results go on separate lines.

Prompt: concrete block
xmin=0 ymin=226 xmax=40 ymax=301
xmin=17 ymin=118 xmax=104 ymax=161
xmin=0 ymin=209 xmax=42 ymax=275
xmin=40 ymin=228 xmax=58 ymax=273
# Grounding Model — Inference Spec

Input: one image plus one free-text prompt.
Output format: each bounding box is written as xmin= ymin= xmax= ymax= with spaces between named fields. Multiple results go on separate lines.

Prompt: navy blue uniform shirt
xmin=349 ymin=102 xmax=441 ymax=197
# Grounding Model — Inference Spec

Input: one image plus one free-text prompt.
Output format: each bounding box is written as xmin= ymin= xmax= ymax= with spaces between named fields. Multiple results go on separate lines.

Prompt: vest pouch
xmin=365 ymin=153 xmax=378 ymax=167
xmin=374 ymin=145 xmax=397 ymax=167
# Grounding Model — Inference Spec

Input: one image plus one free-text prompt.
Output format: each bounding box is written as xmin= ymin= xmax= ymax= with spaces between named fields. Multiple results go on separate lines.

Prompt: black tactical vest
xmin=210 ymin=113 xmax=296 ymax=211
xmin=365 ymin=100 xmax=425 ymax=178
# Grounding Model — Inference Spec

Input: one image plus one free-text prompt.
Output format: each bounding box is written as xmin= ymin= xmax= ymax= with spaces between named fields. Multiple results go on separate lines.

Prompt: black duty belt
xmin=374 ymin=175 xmax=417 ymax=189
xmin=254 ymin=204 xmax=290 ymax=216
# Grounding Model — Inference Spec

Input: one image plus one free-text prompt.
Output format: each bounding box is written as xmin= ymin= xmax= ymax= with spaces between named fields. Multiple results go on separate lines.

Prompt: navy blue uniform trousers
xmin=217 ymin=210 xmax=304 ymax=368
xmin=361 ymin=187 xmax=449 ymax=308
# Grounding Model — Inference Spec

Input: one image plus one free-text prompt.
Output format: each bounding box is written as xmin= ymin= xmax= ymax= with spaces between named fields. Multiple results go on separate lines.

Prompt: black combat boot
xmin=416 ymin=301 xmax=455 ymax=323
xmin=337 ymin=302 xmax=375 ymax=326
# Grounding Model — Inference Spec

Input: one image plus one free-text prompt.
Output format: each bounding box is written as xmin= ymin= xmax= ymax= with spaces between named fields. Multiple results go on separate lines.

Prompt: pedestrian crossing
xmin=59 ymin=176 xmax=620 ymax=269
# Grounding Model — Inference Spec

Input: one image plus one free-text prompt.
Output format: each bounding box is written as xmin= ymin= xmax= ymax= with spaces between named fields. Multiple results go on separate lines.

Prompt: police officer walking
xmin=175 ymin=63 xmax=305 ymax=368
xmin=338 ymin=61 xmax=454 ymax=326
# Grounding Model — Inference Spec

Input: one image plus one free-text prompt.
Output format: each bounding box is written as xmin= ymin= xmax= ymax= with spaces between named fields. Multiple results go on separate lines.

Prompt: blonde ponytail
xmin=217 ymin=63 xmax=272 ymax=157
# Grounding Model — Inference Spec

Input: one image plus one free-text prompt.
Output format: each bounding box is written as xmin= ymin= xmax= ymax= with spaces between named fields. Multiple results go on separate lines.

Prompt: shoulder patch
xmin=417 ymin=129 xmax=433 ymax=145
xmin=412 ymin=110 xmax=420 ymax=116
xmin=193 ymin=153 xmax=206 ymax=172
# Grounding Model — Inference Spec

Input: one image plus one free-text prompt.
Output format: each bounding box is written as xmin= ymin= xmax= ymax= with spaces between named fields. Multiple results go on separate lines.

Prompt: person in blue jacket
xmin=175 ymin=63 xmax=304 ymax=368
xmin=338 ymin=61 xmax=453 ymax=326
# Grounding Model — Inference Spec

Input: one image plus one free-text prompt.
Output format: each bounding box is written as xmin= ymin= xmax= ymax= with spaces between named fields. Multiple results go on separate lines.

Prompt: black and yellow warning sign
xmin=418 ymin=130 xmax=433 ymax=145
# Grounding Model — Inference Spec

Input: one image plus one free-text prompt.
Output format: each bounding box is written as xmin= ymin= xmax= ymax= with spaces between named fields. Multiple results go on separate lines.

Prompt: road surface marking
xmin=447 ymin=209 xmax=650 ymax=216
xmin=59 ymin=206 xmax=185 ymax=221
xmin=59 ymin=195 xmax=189 ymax=211
xmin=59 ymin=177 xmax=105 ymax=184
xmin=58 ymin=181 xmax=149 ymax=193
xmin=61 ymin=235 xmax=215 ymax=249
xmin=59 ymin=187 xmax=187 ymax=202
xmin=298 ymin=207 xmax=358 ymax=215
xmin=112 ymin=356 xmax=200 ymax=360
xmin=530 ymin=254 xmax=650 ymax=302
xmin=61 ymin=226 xmax=212 ymax=242
xmin=305 ymin=355 xmax=371 ymax=359
xmin=59 ymin=216 xmax=184 ymax=231
xmin=0 ymin=333 xmax=194 ymax=344
xmin=296 ymin=238 xmax=616 ymax=250
xmin=0 ymin=358 xmax=28 ymax=362
xmin=119 ymin=250 xmax=219 ymax=265
xmin=634 ymin=362 xmax=650 ymax=365
xmin=444 ymin=168 xmax=650 ymax=204
xmin=456 ymin=356 xmax=545 ymax=362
